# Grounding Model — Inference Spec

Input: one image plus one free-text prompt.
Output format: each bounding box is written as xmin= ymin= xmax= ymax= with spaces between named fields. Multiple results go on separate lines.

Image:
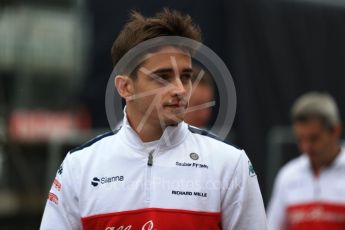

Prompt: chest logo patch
xmin=91 ymin=176 xmax=124 ymax=187
xmin=190 ymin=152 xmax=199 ymax=160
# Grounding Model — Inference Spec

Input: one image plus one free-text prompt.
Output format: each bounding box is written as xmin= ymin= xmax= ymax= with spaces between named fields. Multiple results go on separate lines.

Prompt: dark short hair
xmin=111 ymin=9 xmax=202 ymax=77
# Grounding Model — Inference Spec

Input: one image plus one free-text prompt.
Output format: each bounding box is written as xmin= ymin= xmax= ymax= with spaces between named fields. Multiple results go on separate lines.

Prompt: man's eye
xmin=153 ymin=74 xmax=169 ymax=81
xmin=150 ymin=74 xmax=169 ymax=84
xmin=156 ymin=74 xmax=169 ymax=81
xmin=181 ymin=73 xmax=192 ymax=81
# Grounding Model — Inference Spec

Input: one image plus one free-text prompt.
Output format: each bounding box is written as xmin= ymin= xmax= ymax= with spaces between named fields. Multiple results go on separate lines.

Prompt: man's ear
xmin=114 ymin=75 xmax=134 ymax=99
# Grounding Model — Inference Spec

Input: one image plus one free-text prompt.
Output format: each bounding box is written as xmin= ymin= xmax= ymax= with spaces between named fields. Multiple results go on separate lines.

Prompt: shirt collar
xmin=120 ymin=107 xmax=188 ymax=151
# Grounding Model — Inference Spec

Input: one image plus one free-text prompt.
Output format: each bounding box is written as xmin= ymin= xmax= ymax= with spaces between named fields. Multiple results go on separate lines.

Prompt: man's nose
xmin=170 ymin=76 xmax=187 ymax=96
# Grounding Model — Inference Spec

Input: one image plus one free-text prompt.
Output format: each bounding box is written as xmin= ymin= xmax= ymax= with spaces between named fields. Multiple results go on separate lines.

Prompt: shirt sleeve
xmin=221 ymin=151 xmax=267 ymax=230
xmin=267 ymin=169 xmax=287 ymax=230
xmin=40 ymin=153 xmax=81 ymax=230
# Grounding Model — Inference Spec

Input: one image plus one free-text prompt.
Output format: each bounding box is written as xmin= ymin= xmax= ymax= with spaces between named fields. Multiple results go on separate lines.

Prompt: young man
xmin=267 ymin=92 xmax=345 ymax=229
xmin=41 ymin=9 xmax=266 ymax=229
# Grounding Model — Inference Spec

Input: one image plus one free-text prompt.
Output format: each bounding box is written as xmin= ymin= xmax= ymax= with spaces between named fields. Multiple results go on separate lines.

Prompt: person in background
xmin=267 ymin=92 xmax=345 ymax=229
xmin=184 ymin=64 xmax=215 ymax=128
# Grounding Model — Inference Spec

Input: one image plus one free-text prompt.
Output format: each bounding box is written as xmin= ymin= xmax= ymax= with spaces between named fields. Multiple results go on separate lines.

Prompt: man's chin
xmin=165 ymin=116 xmax=183 ymax=125
xmin=162 ymin=114 xmax=185 ymax=126
xmin=155 ymin=107 xmax=186 ymax=126
xmin=306 ymin=152 xmax=323 ymax=163
xmin=165 ymin=121 xmax=179 ymax=127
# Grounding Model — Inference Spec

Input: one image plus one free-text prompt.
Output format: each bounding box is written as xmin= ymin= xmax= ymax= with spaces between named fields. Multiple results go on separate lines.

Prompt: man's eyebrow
xmin=182 ymin=68 xmax=193 ymax=73
xmin=152 ymin=68 xmax=174 ymax=74
xmin=151 ymin=67 xmax=193 ymax=74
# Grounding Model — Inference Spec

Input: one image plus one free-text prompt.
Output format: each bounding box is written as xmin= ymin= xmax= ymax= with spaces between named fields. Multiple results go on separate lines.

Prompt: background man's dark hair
xmin=111 ymin=8 xmax=202 ymax=74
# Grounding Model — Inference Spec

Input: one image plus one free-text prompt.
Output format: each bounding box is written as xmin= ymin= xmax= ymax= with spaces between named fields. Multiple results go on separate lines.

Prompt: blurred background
xmin=1 ymin=0 xmax=345 ymax=228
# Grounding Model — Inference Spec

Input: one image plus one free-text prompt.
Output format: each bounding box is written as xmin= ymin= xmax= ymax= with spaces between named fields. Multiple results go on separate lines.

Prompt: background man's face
xmin=130 ymin=46 xmax=193 ymax=126
xmin=184 ymin=84 xmax=214 ymax=128
xmin=293 ymin=119 xmax=337 ymax=163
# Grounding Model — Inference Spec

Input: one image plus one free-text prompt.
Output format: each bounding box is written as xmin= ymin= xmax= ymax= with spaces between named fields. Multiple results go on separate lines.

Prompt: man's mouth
xmin=165 ymin=104 xmax=183 ymax=108
xmin=164 ymin=101 xmax=187 ymax=109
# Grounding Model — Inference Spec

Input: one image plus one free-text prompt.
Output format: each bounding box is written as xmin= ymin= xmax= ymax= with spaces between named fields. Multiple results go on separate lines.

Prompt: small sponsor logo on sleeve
xmin=248 ymin=161 xmax=256 ymax=177
xmin=57 ymin=164 xmax=63 ymax=175
xmin=48 ymin=192 xmax=59 ymax=205
xmin=53 ymin=178 xmax=62 ymax=191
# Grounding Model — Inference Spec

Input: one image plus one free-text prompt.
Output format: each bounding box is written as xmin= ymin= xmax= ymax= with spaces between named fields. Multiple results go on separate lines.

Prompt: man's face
xmin=128 ymin=46 xmax=193 ymax=127
xmin=293 ymin=119 xmax=338 ymax=163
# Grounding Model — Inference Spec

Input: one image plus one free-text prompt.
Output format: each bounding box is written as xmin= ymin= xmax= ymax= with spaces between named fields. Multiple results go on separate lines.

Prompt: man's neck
xmin=126 ymin=108 xmax=165 ymax=142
